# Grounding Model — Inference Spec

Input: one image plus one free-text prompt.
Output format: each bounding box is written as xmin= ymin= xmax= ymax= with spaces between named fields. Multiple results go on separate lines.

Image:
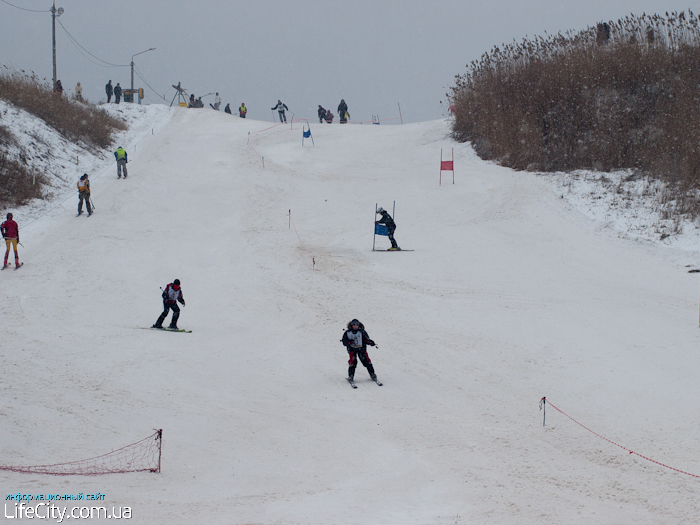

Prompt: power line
xmin=133 ymin=64 xmax=168 ymax=100
xmin=57 ymin=19 xmax=129 ymax=68
xmin=0 ymin=0 xmax=49 ymax=12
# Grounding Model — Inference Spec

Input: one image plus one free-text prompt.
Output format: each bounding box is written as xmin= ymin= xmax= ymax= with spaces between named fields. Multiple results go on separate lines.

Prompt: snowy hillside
xmin=1 ymin=107 xmax=699 ymax=524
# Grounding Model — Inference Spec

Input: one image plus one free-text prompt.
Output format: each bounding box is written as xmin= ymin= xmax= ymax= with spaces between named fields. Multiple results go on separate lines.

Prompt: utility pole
xmin=131 ymin=47 xmax=155 ymax=103
xmin=50 ymin=1 xmax=64 ymax=89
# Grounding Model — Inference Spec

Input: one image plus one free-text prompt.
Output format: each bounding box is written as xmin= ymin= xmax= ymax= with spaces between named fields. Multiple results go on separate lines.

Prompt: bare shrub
xmin=0 ymin=154 xmax=46 ymax=209
xmin=449 ymin=11 xmax=700 ymax=220
xmin=0 ymin=68 xmax=126 ymax=150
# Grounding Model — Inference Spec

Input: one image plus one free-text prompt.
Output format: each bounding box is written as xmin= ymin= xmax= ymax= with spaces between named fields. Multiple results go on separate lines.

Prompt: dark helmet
xmin=173 ymin=279 xmax=181 ymax=286
xmin=7 ymin=212 xmax=13 ymax=219
xmin=80 ymin=173 xmax=88 ymax=180
xmin=350 ymin=319 xmax=360 ymax=326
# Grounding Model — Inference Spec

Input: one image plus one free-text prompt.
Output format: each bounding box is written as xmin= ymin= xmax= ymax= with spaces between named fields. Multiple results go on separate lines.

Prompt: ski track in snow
xmin=1 ymin=106 xmax=699 ymax=524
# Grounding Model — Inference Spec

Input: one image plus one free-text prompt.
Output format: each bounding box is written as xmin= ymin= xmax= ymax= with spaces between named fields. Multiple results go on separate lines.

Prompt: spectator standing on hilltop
xmin=224 ymin=103 xmax=232 ymax=114
xmin=318 ymin=105 xmax=327 ymax=123
xmin=114 ymin=146 xmax=128 ymax=179
xmin=75 ymin=82 xmax=83 ymax=102
xmin=53 ymin=80 xmax=63 ymax=95
xmin=271 ymin=100 xmax=288 ymax=122
xmin=188 ymin=94 xmax=195 ymax=108
xmin=239 ymin=103 xmax=247 ymax=118
xmin=1 ymin=212 xmax=21 ymax=269
xmin=214 ymin=93 xmax=222 ymax=110
xmin=195 ymin=97 xmax=204 ymax=108
xmin=76 ymin=174 xmax=92 ymax=217
xmin=338 ymin=99 xmax=349 ymax=124
xmin=105 ymin=80 xmax=113 ymax=103
xmin=114 ymin=83 xmax=122 ymax=104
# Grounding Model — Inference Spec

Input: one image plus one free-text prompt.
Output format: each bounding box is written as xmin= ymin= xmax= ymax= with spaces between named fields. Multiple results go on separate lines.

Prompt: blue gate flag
xmin=303 ymin=129 xmax=311 ymax=138
xmin=375 ymin=223 xmax=389 ymax=236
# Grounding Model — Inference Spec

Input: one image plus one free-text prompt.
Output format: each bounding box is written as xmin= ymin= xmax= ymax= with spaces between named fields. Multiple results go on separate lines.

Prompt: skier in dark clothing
xmin=153 ymin=279 xmax=185 ymax=329
xmin=106 ymin=80 xmax=113 ymax=103
xmin=324 ymin=110 xmax=334 ymax=123
xmin=114 ymin=83 xmax=122 ymax=104
xmin=224 ymin=103 xmax=232 ymax=114
xmin=318 ymin=105 xmax=326 ymax=123
xmin=271 ymin=100 xmax=288 ymax=122
xmin=376 ymin=207 xmax=400 ymax=250
xmin=338 ymin=99 xmax=349 ymax=123
xmin=341 ymin=319 xmax=379 ymax=384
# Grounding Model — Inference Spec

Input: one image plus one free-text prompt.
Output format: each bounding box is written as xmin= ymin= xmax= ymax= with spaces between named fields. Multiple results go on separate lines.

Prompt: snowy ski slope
xmin=1 ymin=107 xmax=699 ymax=524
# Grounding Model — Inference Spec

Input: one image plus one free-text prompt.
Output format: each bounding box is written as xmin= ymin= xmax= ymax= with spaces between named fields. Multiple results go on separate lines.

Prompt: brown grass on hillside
xmin=0 ymin=68 xmax=126 ymax=150
xmin=449 ymin=11 xmax=700 ymax=207
xmin=0 ymin=153 xmax=47 ymax=209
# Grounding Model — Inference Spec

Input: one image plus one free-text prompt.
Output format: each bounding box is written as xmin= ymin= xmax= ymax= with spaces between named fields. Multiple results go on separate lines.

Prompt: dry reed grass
xmin=450 ymin=11 xmax=700 ymax=219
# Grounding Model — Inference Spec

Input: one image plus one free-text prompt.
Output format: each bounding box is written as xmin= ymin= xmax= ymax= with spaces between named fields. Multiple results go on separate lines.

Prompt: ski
xmin=372 ymin=249 xmax=413 ymax=252
xmin=373 ymin=377 xmax=383 ymax=386
xmin=346 ymin=377 xmax=357 ymax=389
xmin=1 ymin=265 xmax=8 ymax=270
xmin=14 ymin=263 xmax=23 ymax=270
xmin=139 ymin=327 xmax=192 ymax=333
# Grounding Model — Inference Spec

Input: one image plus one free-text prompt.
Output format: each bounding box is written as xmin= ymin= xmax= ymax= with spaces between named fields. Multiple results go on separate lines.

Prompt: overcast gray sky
xmin=0 ymin=1 xmax=692 ymax=123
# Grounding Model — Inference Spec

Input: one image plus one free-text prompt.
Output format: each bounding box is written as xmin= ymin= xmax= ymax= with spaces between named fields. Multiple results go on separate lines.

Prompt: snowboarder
xmin=224 ymin=103 xmax=232 ymax=114
xmin=318 ymin=105 xmax=326 ymax=123
xmin=338 ymin=99 xmax=349 ymax=124
xmin=239 ymin=103 xmax=247 ymax=118
xmin=195 ymin=97 xmax=204 ymax=108
xmin=324 ymin=109 xmax=334 ymax=124
xmin=114 ymin=83 xmax=122 ymax=104
xmin=106 ymin=80 xmax=113 ymax=103
xmin=271 ymin=100 xmax=288 ymax=122
xmin=376 ymin=207 xmax=400 ymax=250
xmin=341 ymin=319 xmax=379 ymax=384
xmin=214 ymin=93 xmax=221 ymax=110
xmin=77 ymin=174 xmax=92 ymax=216
xmin=114 ymin=146 xmax=128 ymax=178
xmin=1 ymin=212 xmax=21 ymax=269
xmin=75 ymin=82 xmax=83 ymax=102
xmin=153 ymin=279 xmax=185 ymax=329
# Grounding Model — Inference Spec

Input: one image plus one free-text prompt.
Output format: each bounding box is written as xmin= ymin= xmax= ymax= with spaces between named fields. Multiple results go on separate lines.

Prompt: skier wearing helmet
xmin=1 ymin=212 xmax=21 ymax=269
xmin=376 ymin=207 xmax=400 ymax=250
xmin=153 ymin=279 xmax=186 ymax=330
xmin=271 ymin=100 xmax=288 ymax=122
xmin=341 ymin=319 xmax=381 ymax=386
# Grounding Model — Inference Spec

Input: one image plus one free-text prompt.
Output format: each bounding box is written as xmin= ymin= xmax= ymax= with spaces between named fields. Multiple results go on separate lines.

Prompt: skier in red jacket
xmin=152 ymin=279 xmax=186 ymax=329
xmin=1 ymin=212 xmax=21 ymax=269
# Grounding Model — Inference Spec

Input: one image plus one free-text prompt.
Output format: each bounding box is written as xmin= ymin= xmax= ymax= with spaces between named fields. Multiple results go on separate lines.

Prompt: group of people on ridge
xmin=318 ymin=100 xmax=349 ymax=124
xmin=105 ymin=80 xmax=123 ymax=103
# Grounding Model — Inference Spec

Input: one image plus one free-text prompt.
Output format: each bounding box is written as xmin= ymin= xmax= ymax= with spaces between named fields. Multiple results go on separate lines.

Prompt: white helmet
xmin=377 ymin=207 xmax=384 ymax=213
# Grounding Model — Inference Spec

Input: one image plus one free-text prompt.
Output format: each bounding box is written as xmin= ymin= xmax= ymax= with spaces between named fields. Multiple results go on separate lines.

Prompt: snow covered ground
xmin=2 ymin=106 xmax=700 ymax=524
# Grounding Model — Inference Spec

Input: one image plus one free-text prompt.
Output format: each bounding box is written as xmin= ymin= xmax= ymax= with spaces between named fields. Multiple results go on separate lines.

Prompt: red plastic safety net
xmin=0 ymin=430 xmax=162 ymax=476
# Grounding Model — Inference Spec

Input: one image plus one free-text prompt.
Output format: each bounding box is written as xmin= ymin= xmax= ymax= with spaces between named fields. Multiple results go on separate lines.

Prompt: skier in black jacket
xmin=271 ymin=100 xmax=288 ymax=122
xmin=153 ymin=279 xmax=186 ymax=329
xmin=376 ymin=207 xmax=400 ymax=250
xmin=341 ymin=319 xmax=379 ymax=383
xmin=338 ymin=99 xmax=349 ymax=123
xmin=318 ymin=105 xmax=326 ymax=123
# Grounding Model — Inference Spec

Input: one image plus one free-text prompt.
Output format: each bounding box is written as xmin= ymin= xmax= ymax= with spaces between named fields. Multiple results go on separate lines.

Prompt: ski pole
xmin=90 ymin=198 xmax=96 ymax=211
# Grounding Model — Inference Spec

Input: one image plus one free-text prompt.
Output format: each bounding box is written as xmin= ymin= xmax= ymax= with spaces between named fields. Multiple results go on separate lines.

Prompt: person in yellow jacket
xmin=114 ymin=146 xmax=128 ymax=179
xmin=239 ymin=103 xmax=247 ymax=118
xmin=77 ymin=174 xmax=92 ymax=216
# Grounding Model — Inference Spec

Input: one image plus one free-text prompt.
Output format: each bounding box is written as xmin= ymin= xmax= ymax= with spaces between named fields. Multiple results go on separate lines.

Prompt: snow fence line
xmin=0 ymin=430 xmax=162 ymax=476
xmin=540 ymin=397 xmax=699 ymax=479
